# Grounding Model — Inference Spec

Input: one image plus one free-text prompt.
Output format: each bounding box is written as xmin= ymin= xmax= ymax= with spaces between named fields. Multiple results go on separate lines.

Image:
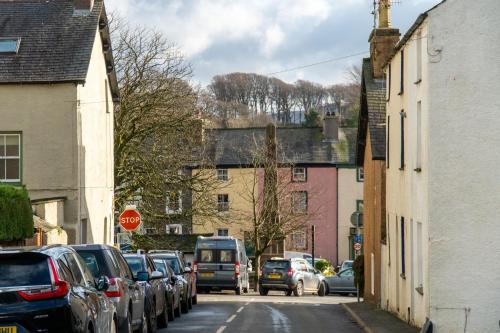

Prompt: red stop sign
xmin=119 ymin=209 xmax=142 ymax=231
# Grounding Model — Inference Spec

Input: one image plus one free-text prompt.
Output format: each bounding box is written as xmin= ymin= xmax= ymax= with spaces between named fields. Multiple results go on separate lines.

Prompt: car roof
xmin=71 ymin=244 xmax=116 ymax=251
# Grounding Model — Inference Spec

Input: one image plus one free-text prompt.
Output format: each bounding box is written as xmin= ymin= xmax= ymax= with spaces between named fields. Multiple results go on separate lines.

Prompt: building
xmin=383 ymin=0 xmax=500 ymax=331
xmin=0 ymin=0 xmax=118 ymax=245
xmin=356 ymin=0 xmax=399 ymax=306
xmin=193 ymin=121 xmax=357 ymax=266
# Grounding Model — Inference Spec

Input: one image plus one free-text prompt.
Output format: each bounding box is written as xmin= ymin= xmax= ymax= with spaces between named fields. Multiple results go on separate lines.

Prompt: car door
xmin=146 ymin=257 xmax=163 ymax=315
xmin=337 ymin=269 xmax=354 ymax=290
xmin=116 ymin=250 xmax=143 ymax=325
xmin=305 ymin=262 xmax=320 ymax=290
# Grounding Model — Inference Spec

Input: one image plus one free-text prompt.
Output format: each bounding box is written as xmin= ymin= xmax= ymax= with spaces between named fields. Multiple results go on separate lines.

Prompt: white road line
xmin=250 ymin=298 xmax=255 ymax=302
xmin=216 ymin=326 xmax=226 ymax=333
xmin=226 ymin=314 xmax=237 ymax=323
xmin=237 ymin=306 xmax=244 ymax=313
xmin=245 ymin=302 xmax=250 ymax=305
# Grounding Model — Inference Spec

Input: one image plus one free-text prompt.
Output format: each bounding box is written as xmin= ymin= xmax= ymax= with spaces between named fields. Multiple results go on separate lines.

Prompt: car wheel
xmin=181 ymin=296 xmax=189 ymax=314
xmin=318 ymin=282 xmax=326 ymax=297
xmin=147 ymin=302 xmax=157 ymax=333
xmin=293 ymin=281 xmax=304 ymax=297
xmin=168 ymin=300 xmax=175 ymax=321
xmin=285 ymin=290 xmax=293 ymax=296
xmin=243 ymin=280 xmax=249 ymax=294
xmin=157 ymin=298 xmax=168 ymax=329
xmin=188 ymin=295 xmax=193 ymax=310
xmin=192 ymin=294 xmax=198 ymax=305
xmin=174 ymin=302 xmax=181 ymax=318
xmin=258 ymin=286 xmax=268 ymax=296
xmin=235 ymin=285 xmax=242 ymax=295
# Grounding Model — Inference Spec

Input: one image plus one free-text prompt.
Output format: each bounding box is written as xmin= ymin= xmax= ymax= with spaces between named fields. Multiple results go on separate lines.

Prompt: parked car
xmin=123 ymin=252 xmax=169 ymax=332
xmin=194 ymin=236 xmax=250 ymax=295
xmin=72 ymin=244 xmax=146 ymax=333
xmin=258 ymin=258 xmax=328 ymax=297
xmin=0 ymin=245 xmax=116 ymax=333
xmin=149 ymin=251 xmax=195 ymax=314
xmin=152 ymin=257 xmax=182 ymax=320
xmin=325 ymin=268 xmax=357 ymax=295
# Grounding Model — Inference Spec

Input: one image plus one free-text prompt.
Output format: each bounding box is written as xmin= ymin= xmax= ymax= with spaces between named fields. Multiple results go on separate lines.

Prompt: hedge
xmin=0 ymin=185 xmax=34 ymax=241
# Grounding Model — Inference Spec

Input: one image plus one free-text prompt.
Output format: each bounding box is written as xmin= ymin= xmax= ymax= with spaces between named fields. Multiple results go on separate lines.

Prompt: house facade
xmin=0 ymin=0 xmax=118 ymax=245
xmin=383 ymin=0 xmax=500 ymax=331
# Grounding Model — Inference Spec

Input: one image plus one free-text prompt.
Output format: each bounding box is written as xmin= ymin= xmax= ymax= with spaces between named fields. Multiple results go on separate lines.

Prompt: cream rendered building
xmin=384 ymin=0 xmax=500 ymax=331
xmin=0 ymin=0 xmax=118 ymax=245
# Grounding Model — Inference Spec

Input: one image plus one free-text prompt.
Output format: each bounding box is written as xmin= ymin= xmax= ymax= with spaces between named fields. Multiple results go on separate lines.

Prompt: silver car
xmin=325 ymin=268 xmax=357 ymax=295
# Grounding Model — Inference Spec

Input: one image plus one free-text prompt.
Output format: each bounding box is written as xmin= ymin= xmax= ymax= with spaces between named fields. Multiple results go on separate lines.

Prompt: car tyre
xmin=181 ymin=296 xmax=189 ymax=314
xmin=168 ymin=300 xmax=175 ymax=321
xmin=285 ymin=290 xmax=293 ymax=296
xmin=147 ymin=301 xmax=157 ymax=333
xmin=318 ymin=282 xmax=326 ymax=297
xmin=188 ymin=294 xmax=193 ymax=310
xmin=192 ymin=294 xmax=198 ymax=305
xmin=174 ymin=303 xmax=181 ymax=318
xmin=235 ymin=285 xmax=242 ymax=295
xmin=157 ymin=297 xmax=169 ymax=329
xmin=258 ymin=286 xmax=268 ymax=296
xmin=293 ymin=281 xmax=304 ymax=297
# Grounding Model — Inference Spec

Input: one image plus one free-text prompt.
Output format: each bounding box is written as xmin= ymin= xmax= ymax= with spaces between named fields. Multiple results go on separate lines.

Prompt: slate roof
xmin=203 ymin=126 xmax=357 ymax=167
xmin=0 ymin=0 xmax=118 ymax=100
xmin=356 ymin=58 xmax=387 ymax=163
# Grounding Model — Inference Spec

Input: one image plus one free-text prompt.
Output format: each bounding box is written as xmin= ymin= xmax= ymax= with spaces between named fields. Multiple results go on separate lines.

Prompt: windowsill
xmin=0 ymin=181 xmax=22 ymax=186
xmin=400 ymin=273 xmax=406 ymax=280
xmin=414 ymin=167 xmax=422 ymax=173
xmin=398 ymin=91 xmax=404 ymax=96
xmin=399 ymin=167 xmax=405 ymax=171
xmin=414 ymin=79 xmax=422 ymax=85
xmin=415 ymin=285 xmax=424 ymax=295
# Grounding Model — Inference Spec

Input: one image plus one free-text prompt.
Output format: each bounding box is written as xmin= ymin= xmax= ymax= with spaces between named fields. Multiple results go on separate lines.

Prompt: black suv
xmin=0 ymin=245 xmax=116 ymax=333
xmin=73 ymin=244 xmax=146 ymax=333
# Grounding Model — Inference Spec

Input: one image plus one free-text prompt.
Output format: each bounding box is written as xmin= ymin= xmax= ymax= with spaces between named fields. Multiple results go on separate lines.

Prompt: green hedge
xmin=0 ymin=185 xmax=33 ymax=241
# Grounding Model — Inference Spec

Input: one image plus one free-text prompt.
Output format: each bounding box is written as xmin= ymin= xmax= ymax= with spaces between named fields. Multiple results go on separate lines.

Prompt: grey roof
xmin=356 ymin=58 xmax=387 ymax=163
xmin=204 ymin=126 xmax=357 ymax=167
xmin=0 ymin=0 xmax=119 ymax=100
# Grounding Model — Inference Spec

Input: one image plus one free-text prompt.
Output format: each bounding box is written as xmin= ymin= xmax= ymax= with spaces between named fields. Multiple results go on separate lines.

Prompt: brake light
xmin=287 ymin=268 xmax=294 ymax=277
xmin=193 ymin=261 xmax=198 ymax=273
xmin=17 ymin=258 xmax=69 ymax=301
xmin=105 ymin=278 xmax=122 ymax=298
xmin=235 ymin=261 xmax=240 ymax=276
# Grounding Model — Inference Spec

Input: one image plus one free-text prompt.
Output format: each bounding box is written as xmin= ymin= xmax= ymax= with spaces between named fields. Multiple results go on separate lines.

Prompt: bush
xmin=315 ymin=258 xmax=331 ymax=272
xmin=0 ymin=185 xmax=33 ymax=241
xmin=353 ymin=255 xmax=364 ymax=294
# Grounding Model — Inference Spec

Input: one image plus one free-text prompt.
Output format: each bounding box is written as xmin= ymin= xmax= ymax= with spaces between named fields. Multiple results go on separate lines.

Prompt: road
xmin=160 ymin=292 xmax=363 ymax=333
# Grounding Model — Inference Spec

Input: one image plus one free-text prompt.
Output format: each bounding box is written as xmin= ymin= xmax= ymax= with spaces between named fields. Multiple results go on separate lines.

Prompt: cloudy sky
xmin=106 ymin=0 xmax=441 ymax=87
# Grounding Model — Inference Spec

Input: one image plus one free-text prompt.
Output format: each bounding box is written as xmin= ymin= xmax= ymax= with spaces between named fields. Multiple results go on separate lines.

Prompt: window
xmin=64 ymin=253 xmax=85 ymax=286
xmin=416 ymin=102 xmax=422 ymax=171
xmin=199 ymin=250 xmax=215 ymax=263
xmin=400 ymin=217 xmax=406 ymax=278
xmin=357 ymin=167 xmax=364 ymax=182
xmin=292 ymin=191 xmax=308 ymax=214
xmin=217 ymin=229 xmax=229 ymax=236
xmin=166 ymin=191 xmax=182 ymax=214
xmin=387 ymin=116 xmax=390 ymax=169
xmin=219 ymin=250 xmax=234 ymax=263
xmin=291 ymin=230 xmax=307 ymax=249
xmin=217 ymin=169 xmax=228 ymax=181
xmin=292 ymin=167 xmax=307 ymax=182
xmin=0 ymin=133 xmax=21 ymax=183
xmin=416 ymin=30 xmax=422 ymax=83
xmin=387 ymin=64 xmax=391 ymax=101
xmin=0 ymin=38 xmax=21 ymax=54
xmin=217 ymin=194 xmax=229 ymax=212
xmin=399 ymin=50 xmax=404 ymax=94
xmin=166 ymin=224 xmax=182 ymax=234
xmin=400 ymin=111 xmax=405 ymax=170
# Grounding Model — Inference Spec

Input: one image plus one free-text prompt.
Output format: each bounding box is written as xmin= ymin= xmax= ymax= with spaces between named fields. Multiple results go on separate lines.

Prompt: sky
xmin=106 ymin=0 xmax=442 ymax=87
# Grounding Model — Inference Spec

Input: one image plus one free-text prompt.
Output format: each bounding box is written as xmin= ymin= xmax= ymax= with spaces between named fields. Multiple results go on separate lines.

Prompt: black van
xmin=194 ymin=236 xmax=250 ymax=294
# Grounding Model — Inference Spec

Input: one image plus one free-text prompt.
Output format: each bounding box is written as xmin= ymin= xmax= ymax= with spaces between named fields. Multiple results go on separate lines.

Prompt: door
xmin=197 ymin=249 xmax=217 ymax=282
xmin=116 ymin=250 xmax=143 ymax=325
xmin=147 ymin=257 xmax=163 ymax=315
xmin=304 ymin=261 xmax=319 ymax=290
xmin=339 ymin=269 xmax=354 ymax=290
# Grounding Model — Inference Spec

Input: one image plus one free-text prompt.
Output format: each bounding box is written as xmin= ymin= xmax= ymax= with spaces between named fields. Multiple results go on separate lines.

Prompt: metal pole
xmin=311 ymin=225 xmax=316 ymax=267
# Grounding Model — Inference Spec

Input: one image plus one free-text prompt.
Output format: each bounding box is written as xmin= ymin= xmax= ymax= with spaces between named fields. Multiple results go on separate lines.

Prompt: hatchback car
xmin=123 ymin=253 xmax=169 ymax=332
xmin=73 ymin=244 xmax=146 ymax=333
xmin=325 ymin=268 xmax=357 ymax=295
xmin=258 ymin=258 xmax=328 ymax=297
xmin=153 ymin=258 xmax=182 ymax=319
xmin=0 ymin=245 xmax=116 ymax=333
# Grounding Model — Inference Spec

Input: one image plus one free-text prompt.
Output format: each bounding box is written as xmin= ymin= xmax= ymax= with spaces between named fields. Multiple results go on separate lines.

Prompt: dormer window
xmin=0 ymin=38 xmax=21 ymax=54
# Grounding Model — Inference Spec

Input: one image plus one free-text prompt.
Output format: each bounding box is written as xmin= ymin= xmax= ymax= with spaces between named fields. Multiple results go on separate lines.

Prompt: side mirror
xmin=150 ymin=271 xmax=163 ymax=280
xmin=184 ymin=267 xmax=192 ymax=273
xmin=170 ymin=275 xmax=177 ymax=284
xmin=187 ymin=262 xmax=192 ymax=267
xmin=96 ymin=276 xmax=110 ymax=291
xmin=136 ymin=271 xmax=149 ymax=282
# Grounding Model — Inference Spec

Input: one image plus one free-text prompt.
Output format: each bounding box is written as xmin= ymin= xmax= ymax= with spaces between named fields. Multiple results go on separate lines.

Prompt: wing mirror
xmin=184 ymin=266 xmax=192 ymax=273
xmin=136 ymin=271 xmax=149 ymax=282
xmin=96 ymin=276 xmax=110 ymax=291
xmin=150 ymin=271 xmax=163 ymax=280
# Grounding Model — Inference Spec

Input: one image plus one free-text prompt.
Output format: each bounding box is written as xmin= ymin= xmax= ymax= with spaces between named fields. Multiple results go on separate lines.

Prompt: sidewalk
xmin=342 ymin=302 xmax=419 ymax=333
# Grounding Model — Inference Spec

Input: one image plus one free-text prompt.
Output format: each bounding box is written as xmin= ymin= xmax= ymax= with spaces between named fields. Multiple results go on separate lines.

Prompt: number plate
xmin=200 ymin=272 xmax=214 ymax=277
xmin=268 ymin=273 xmax=281 ymax=279
xmin=0 ymin=327 xmax=17 ymax=333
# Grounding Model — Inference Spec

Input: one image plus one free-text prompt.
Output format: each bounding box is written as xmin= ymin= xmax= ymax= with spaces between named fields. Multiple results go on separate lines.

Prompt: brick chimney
xmin=323 ymin=111 xmax=339 ymax=142
xmin=74 ymin=0 xmax=94 ymax=11
xmin=368 ymin=0 xmax=400 ymax=78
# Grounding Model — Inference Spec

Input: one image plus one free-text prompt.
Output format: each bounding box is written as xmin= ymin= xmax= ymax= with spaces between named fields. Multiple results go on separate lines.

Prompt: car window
xmin=0 ymin=256 xmax=51 ymax=287
xmin=165 ymin=257 xmax=181 ymax=275
xmin=339 ymin=269 xmax=353 ymax=277
xmin=219 ymin=250 xmax=234 ymax=263
xmin=198 ymin=250 xmax=215 ymax=263
xmin=154 ymin=260 xmax=168 ymax=278
xmin=125 ymin=256 xmax=145 ymax=277
xmin=76 ymin=251 xmax=111 ymax=278
xmin=105 ymin=250 xmax=122 ymax=277
xmin=64 ymin=253 xmax=86 ymax=287
xmin=76 ymin=255 xmax=97 ymax=288
xmin=115 ymin=251 xmax=134 ymax=279
xmin=146 ymin=257 xmax=156 ymax=273
xmin=264 ymin=260 xmax=289 ymax=270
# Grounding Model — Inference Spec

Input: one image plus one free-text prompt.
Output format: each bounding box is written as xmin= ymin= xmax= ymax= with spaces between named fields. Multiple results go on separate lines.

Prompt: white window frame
xmin=217 ymin=169 xmax=229 ymax=181
xmin=357 ymin=167 xmax=364 ymax=182
xmin=166 ymin=191 xmax=182 ymax=214
xmin=166 ymin=224 xmax=182 ymax=235
xmin=217 ymin=194 xmax=230 ymax=212
xmin=0 ymin=133 xmax=21 ymax=183
xmin=217 ymin=229 xmax=229 ymax=237
xmin=292 ymin=167 xmax=307 ymax=182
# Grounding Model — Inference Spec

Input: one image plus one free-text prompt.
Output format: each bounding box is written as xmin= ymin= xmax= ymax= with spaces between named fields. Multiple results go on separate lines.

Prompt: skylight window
xmin=0 ymin=38 xmax=21 ymax=54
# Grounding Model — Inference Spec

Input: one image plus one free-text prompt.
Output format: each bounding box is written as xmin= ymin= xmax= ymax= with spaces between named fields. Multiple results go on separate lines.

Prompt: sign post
xmin=119 ymin=208 xmax=142 ymax=232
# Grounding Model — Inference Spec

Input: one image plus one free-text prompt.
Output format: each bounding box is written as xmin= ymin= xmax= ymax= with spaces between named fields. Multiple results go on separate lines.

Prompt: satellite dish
xmin=350 ymin=212 xmax=364 ymax=227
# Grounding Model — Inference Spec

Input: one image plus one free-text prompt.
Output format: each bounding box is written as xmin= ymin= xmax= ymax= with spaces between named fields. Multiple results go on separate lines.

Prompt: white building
xmin=383 ymin=0 xmax=500 ymax=331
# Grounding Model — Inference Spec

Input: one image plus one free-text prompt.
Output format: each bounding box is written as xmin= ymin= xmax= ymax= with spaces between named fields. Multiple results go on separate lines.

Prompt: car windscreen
xmin=76 ymin=250 xmax=112 ymax=278
xmin=263 ymin=260 xmax=289 ymax=270
xmin=124 ymin=256 xmax=145 ymax=277
xmin=164 ymin=257 xmax=181 ymax=274
xmin=0 ymin=254 xmax=51 ymax=287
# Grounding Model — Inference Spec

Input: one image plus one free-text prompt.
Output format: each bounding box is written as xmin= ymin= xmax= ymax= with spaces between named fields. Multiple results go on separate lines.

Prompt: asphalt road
xmin=160 ymin=292 xmax=363 ymax=333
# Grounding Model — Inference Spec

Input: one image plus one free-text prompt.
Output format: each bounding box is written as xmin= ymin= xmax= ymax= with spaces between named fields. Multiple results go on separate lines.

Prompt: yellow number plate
xmin=200 ymin=272 xmax=214 ymax=277
xmin=268 ymin=273 xmax=281 ymax=279
xmin=0 ymin=327 xmax=17 ymax=333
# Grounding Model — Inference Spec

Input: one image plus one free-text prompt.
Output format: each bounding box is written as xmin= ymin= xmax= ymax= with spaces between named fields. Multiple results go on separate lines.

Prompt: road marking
xmin=216 ymin=326 xmax=226 ymax=333
xmin=237 ymin=306 xmax=244 ymax=313
xmin=226 ymin=314 xmax=237 ymax=323
xmin=250 ymin=298 xmax=255 ymax=302
xmin=245 ymin=302 xmax=250 ymax=305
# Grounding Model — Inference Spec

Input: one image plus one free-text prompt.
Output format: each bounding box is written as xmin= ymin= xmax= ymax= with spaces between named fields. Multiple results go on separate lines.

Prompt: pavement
xmin=160 ymin=291 xmax=364 ymax=333
xmin=342 ymin=302 xmax=419 ymax=333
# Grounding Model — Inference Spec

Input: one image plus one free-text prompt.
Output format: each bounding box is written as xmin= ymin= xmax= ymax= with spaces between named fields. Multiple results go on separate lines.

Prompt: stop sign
xmin=119 ymin=209 xmax=142 ymax=232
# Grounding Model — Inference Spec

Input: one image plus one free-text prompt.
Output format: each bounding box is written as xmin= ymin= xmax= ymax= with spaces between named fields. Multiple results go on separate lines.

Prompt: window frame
xmin=217 ymin=228 xmax=229 ymax=237
xmin=415 ymin=102 xmax=422 ymax=172
xmin=0 ymin=132 xmax=22 ymax=184
xmin=356 ymin=167 xmax=364 ymax=182
xmin=400 ymin=217 xmax=406 ymax=279
xmin=291 ymin=229 xmax=307 ymax=250
xmin=292 ymin=167 xmax=307 ymax=182
xmin=400 ymin=111 xmax=405 ymax=170
xmin=0 ymin=37 xmax=21 ymax=54
xmin=217 ymin=169 xmax=229 ymax=182
xmin=217 ymin=194 xmax=230 ymax=212
xmin=415 ymin=30 xmax=422 ymax=84
xmin=291 ymin=191 xmax=308 ymax=215
xmin=166 ymin=191 xmax=182 ymax=214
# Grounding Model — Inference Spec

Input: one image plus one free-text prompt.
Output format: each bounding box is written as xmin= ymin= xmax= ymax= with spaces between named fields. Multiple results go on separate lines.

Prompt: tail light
xmin=193 ymin=261 xmax=198 ymax=273
xmin=287 ymin=268 xmax=294 ymax=277
xmin=17 ymin=258 xmax=69 ymax=301
xmin=234 ymin=261 xmax=240 ymax=276
xmin=105 ymin=278 xmax=122 ymax=298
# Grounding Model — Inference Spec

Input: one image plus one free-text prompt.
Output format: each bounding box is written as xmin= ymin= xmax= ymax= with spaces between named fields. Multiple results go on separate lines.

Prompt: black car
xmin=153 ymin=257 xmax=182 ymax=320
xmin=124 ymin=253 xmax=169 ymax=332
xmin=0 ymin=245 xmax=116 ymax=333
xmin=73 ymin=244 xmax=146 ymax=333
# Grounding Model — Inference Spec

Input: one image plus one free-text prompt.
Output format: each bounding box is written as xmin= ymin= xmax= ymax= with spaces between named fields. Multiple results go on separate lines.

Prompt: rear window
xmin=219 ymin=250 xmax=234 ymax=263
xmin=198 ymin=250 xmax=215 ymax=263
xmin=124 ymin=256 xmax=145 ymax=277
xmin=77 ymin=250 xmax=113 ymax=277
xmin=0 ymin=256 xmax=51 ymax=287
xmin=264 ymin=260 xmax=289 ymax=270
